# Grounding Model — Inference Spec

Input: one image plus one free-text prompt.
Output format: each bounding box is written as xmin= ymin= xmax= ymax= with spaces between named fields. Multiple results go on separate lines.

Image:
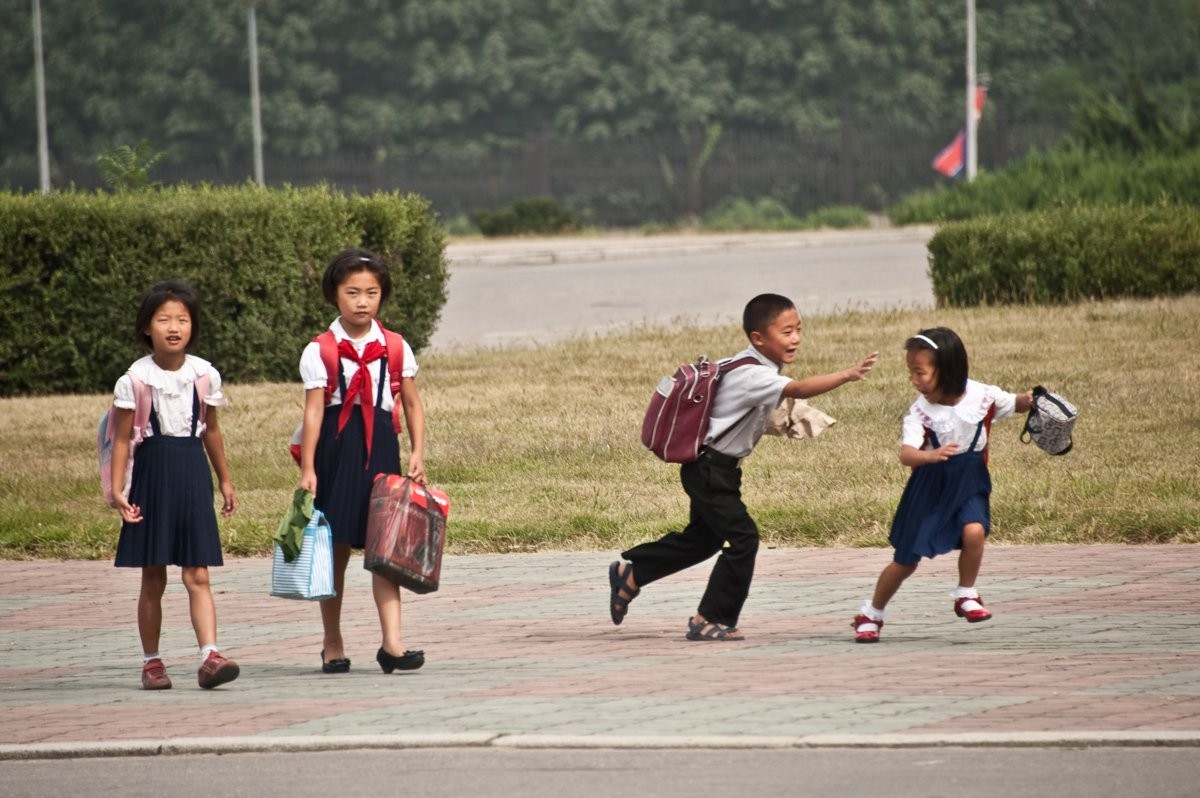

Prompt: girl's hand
xmin=298 ymin=469 xmax=317 ymax=496
xmin=115 ymin=495 xmax=143 ymax=524
xmin=407 ymin=455 xmax=427 ymax=485
xmin=1016 ymin=390 xmax=1034 ymax=414
xmin=927 ymin=443 xmax=959 ymax=463
xmin=219 ymin=480 xmax=238 ymax=517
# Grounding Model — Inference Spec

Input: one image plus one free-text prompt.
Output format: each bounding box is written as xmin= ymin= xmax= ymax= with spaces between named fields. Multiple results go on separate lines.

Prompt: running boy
xmin=610 ymin=293 xmax=878 ymax=640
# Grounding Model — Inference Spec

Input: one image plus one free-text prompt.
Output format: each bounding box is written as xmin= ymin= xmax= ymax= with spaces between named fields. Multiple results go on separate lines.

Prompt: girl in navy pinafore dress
xmin=110 ymin=280 xmax=240 ymax=690
xmin=297 ymin=249 xmax=428 ymax=675
xmin=852 ymin=327 xmax=1032 ymax=643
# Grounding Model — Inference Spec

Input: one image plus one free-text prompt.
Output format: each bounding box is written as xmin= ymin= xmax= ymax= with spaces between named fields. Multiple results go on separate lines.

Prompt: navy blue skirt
xmin=115 ymin=435 xmax=224 ymax=568
xmin=313 ymin=405 xmax=401 ymax=548
xmin=889 ymin=450 xmax=992 ymax=566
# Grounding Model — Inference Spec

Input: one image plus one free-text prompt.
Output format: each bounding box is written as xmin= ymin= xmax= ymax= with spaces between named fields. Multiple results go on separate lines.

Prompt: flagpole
xmin=32 ymin=0 xmax=50 ymax=193
xmin=965 ymin=0 xmax=977 ymax=182
xmin=247 ymin=3 xmax=264 ymax=186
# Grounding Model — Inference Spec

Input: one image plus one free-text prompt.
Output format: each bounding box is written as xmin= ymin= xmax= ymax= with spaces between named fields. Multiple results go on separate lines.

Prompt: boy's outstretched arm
xmin=782 ymin=351 xmax=878 ymax=400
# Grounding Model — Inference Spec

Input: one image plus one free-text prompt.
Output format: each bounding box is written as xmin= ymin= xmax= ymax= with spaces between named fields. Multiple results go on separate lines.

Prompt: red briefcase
xmin=363 ymin=474 xmax=449 ymax=594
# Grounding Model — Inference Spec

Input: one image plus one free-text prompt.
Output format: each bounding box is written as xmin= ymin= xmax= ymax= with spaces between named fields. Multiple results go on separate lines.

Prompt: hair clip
xmin=912 ymin=334 xmax=939 ymax=350
xmin=358 ymin=256 xmax=371 ymax=263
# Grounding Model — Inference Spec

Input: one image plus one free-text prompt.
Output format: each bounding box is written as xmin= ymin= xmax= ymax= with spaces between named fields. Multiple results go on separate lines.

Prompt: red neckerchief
xmin=336 ymin=338 xmax=386 ymax=465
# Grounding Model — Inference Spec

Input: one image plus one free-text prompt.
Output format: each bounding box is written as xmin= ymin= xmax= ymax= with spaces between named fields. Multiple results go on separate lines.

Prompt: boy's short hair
xmin=742 ymin=293 xmax=797 ymax=336
xmin=135 ymin=279 xmax=201 ymax=351
xmin=905 ymin=326 xmax=969 ymax=397
xmin=321 ymin=248 xmax=393 ymax=306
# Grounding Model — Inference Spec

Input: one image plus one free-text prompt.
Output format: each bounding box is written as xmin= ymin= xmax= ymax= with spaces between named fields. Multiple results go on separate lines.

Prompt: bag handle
xmin=1019 ymin=385 xmax=1046 ymax=445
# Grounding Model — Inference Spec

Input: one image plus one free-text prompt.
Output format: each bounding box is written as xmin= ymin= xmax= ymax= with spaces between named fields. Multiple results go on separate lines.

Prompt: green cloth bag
xmin=274 ymin=489 xmax=315 ymax=562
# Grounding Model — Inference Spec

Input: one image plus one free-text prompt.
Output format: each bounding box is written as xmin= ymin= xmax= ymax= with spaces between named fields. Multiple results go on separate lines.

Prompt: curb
xmin=5 ymin=731 xmax=1199 ymax=760
xmin=445 ymin=227 xmax=936 ymax=268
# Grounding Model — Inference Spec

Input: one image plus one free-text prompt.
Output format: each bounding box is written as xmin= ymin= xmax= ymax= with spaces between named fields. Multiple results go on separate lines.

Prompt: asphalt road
xmin=431 ymin=228 xmax=935 ymax=351
xmin=6 ymin=747 xmax=1199 ymax=798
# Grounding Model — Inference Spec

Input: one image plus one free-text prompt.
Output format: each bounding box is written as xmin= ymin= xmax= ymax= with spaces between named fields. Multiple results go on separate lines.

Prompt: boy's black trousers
xmin=622 ymin=449 xmax=759 ymax=628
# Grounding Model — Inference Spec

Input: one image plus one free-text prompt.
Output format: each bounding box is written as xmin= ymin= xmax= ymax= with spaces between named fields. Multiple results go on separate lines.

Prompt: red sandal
xmin=852 ymin=614 xmax=883 ymax=643
xmin=954 ymin=595 xmax=992 ymax=623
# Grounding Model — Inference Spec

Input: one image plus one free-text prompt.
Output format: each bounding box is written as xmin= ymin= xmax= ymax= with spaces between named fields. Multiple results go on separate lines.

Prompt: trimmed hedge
xmin=928 ymin=205 xmax=1200 ymax=306
xmin=889 ymin=147 xmax=1200 ymax=225
xmin=0 ymin=185 xmax=446 ymax=396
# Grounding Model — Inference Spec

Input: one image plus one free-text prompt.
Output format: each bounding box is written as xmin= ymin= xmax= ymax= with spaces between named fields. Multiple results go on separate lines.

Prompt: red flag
xmin=932 ymin=130 xmax=965 ymax=177
xmin=932 ymin=87 xmax=987 ymax=177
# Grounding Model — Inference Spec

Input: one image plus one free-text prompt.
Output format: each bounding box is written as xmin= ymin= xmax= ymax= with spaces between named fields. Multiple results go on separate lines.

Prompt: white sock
xmin=199 ymin=644 xmax=219 ymax=663
xmin=858 ymin=601 xmax=886 ymax=622
xmin=143 ymin=652 xmax=161 ymax=664
xmin=950 ymin=585 xmax=979 ymax=600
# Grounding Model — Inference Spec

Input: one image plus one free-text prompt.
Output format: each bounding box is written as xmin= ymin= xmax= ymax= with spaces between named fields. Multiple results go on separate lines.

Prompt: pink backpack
xmin=641 ymin=355 xmax=758 ymax=463
xmin=98 ymin=372 xmax=210 ymax=507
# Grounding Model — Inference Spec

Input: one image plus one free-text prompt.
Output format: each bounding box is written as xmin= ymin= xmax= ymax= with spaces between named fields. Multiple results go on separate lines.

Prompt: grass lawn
xmin=1 ymin=296 xmax=1198 ymax=559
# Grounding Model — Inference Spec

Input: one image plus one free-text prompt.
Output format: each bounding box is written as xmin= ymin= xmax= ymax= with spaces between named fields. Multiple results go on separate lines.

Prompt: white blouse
xmin=113 ymin=354 xmax=226 ymax=438
xmin=901 ymin=379 xmax=1017 ymax=453
xmin=298 ymin=318 xmax=418 ymax=413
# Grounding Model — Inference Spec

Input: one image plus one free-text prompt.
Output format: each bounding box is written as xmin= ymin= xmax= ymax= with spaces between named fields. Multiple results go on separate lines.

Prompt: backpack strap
xmin=128 ymin=374 xmax=152 ymax=447
xmin=194 ymin=371 xmax=212 ymax=430
xmin=708 ymin=356 xmax=765 ymax=447
xmin=381 ymin=328 xmax=405 ymax=400
xmin=382 ymin=327 xmax=406 ymax=434
xmin=315 ymin=330 xmax=340 ymax=405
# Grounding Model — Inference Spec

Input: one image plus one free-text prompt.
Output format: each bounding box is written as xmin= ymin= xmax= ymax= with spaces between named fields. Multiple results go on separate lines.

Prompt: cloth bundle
xmin=270 ymin=489 xmax=336 ymax=601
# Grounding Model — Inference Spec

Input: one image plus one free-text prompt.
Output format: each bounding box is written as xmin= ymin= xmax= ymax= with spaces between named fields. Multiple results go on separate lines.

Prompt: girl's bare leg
xmin=181 ymin=566 xmax=217 ymax=648
xmin=958 ymin=523 xmax=987 ymax=588
xmin=138 ymin=566 xmax=169 ymax=655
xmin=871 ymin=561 xmax=919 ymax=611
xmin=319 ymin=544 xmax=353 ymax=660
xmin=372 ymin=573 xmax=405 ymax=655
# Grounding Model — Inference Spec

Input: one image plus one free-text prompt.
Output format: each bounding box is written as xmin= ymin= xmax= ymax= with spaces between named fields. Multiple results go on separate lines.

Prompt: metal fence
xmin=3 ymin=116 xmax=1068 ymax=227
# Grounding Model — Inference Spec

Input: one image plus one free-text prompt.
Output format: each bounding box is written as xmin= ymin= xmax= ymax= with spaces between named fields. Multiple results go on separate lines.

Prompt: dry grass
xmin=2 ymin=296 xmax=1198 ymax=559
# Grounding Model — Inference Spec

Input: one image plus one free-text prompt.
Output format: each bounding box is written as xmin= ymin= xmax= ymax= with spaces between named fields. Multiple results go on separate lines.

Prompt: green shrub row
xmin=928 ymin=205 xmax=1200 ymax=306
xmin=889 ymin=147 xmax=1200 ymax=225
xmin=699 ymin=197 xmax=871 ymax=232
xmin=0 ymin=185 xmax=447 ymax=397
xmin=471 ymin=197 xmax=581 ymax=237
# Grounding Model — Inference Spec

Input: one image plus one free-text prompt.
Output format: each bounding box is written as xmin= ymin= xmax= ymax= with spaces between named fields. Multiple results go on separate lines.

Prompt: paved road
xmin=432 ymin=228 xmax=936 ymax=351
xmin=7 ymin=747 xmax=1200 ymax=798
xmin=2 ymin=545 xmax=1198 ymax=759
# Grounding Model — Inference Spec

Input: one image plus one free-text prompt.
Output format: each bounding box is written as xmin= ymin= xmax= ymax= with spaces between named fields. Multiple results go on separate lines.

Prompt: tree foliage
xmin=0 ymin=0 xmax=1196 ymax=174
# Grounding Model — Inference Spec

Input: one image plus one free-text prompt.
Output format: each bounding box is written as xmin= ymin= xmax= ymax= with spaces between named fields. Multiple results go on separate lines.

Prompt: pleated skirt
xmin=115 ymin=435 xmax=224 ymax=568
xmin=314 ymin=405 xmax=401 ymax=548
xmin=889 ymin=450 xmax=992 ymax=566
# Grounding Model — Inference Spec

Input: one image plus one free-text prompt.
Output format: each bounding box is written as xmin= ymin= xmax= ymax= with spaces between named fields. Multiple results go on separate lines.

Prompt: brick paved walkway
xmin=2 ymin=545 xmax=1199 ymax=757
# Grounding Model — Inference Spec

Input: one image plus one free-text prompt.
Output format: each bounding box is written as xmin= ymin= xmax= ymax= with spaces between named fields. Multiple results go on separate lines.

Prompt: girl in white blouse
xmin=110 ymin=280 xmax=239 ymax=690
xmin=853 ymin=327 xmax=1031 ymax=643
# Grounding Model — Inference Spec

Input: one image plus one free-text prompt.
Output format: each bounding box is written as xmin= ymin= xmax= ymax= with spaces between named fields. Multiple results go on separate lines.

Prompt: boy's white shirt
xmin=299 ymin=318 xmax=418 ymax=413
xmin=113 ymin=354 xmax=224 ymax=437
xmin=901 ymin=379 xmax=1018 ymax=453
xmin=703 ymin=345 xmax=793 ymax=459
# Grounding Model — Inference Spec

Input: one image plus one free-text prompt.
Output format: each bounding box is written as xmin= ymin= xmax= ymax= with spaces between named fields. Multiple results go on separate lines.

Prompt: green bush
xmin=890 ymin=147 xmax=1200 ymax=225
xmin=928 ymin=205 xmax=1200 ymax=306
xmin=700 ymin=197 xmax=870 ymax=232
xmin=801 ymin=204 xmax=872 ymax=230
xmin=471 ymin=196 xmax=581 ymax=237
xmin=0 ymin=185 xmax=447 ymax=397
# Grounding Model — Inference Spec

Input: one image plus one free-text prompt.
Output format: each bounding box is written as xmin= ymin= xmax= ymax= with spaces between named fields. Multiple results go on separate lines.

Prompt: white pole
xmin=32 ymin=0 xmax=50 ymax=193
xmin=248 ymin=4 xmax=264 ymax=186
xmin=965 ymin=0 xmax=977 ymax=181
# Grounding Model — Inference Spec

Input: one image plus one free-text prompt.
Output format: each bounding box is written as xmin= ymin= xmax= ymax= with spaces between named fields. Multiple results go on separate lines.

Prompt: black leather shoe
xmin=376 ymin=647 xmax=425 ymax=673
xmin=321 ymin=649 xmax=350 ymax=674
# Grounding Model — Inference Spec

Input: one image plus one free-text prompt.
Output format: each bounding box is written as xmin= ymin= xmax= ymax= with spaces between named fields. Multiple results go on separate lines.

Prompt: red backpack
xmin=641 ymin=355 xmax=759 ymax=463
xmin=289 ymin=327 xmax=407 ymax=465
